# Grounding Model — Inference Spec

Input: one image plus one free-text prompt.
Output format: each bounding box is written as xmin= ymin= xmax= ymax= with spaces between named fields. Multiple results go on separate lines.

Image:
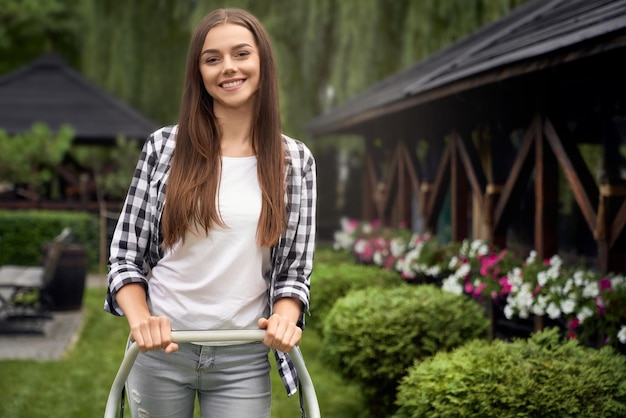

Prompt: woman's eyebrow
xmin=201 ymin=43 xmax=253 ymax=56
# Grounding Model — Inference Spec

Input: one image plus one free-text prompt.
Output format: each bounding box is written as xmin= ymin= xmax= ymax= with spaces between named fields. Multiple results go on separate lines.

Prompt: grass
xmin=0 ymin=286 xmax=367 ymax=417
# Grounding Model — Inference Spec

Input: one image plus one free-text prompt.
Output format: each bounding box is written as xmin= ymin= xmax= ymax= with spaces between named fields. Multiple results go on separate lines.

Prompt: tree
xmin=0 ymin=123 xmax=74 ymax=200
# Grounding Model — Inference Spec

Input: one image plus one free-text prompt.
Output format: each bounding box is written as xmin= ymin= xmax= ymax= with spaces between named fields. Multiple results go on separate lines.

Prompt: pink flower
xmin=347 ymin=219 xmax=359 ymax=231
xmin=465 ymin=282 xmax=474 ymax=294
xmin=599 ymin=278 xmax=612 ymax=290
xmin=568 ymin=331 xmax=577 ymax=340
xmin=567 ymin=318 xmax=580 ymax=330
xmin=474 ymin=283 xmax=487 ymax=297
xmin=499 ymin=277 xmax=512 ymax=295
xmin=532 ymin=284 xmax=542 ymax=297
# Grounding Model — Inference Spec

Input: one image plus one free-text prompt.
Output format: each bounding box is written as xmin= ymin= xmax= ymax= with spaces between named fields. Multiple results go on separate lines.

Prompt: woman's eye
xmin=235 ymin=50 xmax=250 ymax=58
xmin=205 ymin=57 xmax=219 ymax=64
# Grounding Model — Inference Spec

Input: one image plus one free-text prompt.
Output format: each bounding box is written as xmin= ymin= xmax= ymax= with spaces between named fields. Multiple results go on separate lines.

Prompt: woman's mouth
xmin=221 ymin=80 xmax=244 ymax=88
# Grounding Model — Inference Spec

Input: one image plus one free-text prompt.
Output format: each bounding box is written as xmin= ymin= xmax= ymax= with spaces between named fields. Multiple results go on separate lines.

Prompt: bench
xmin=0 ymin=228 xmax=71 ymax=333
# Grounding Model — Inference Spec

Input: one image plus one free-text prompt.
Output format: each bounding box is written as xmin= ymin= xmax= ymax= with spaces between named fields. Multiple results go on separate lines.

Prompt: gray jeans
xmin=125 ymin=341 xmax=271 ymax=418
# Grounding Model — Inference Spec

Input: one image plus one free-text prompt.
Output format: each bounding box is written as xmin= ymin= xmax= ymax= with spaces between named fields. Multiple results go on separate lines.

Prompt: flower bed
xmin=334 ymin=217 xmax=626 ymax=350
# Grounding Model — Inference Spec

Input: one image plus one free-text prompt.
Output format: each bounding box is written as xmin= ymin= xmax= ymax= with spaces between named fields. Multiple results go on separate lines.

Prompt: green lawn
xmin=0 ymin=287 xmax=366 ymax=418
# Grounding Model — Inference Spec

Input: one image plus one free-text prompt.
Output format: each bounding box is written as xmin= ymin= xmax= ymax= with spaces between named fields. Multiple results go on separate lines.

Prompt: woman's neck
xmin=216 ymin=107 xmax=255 ymax=157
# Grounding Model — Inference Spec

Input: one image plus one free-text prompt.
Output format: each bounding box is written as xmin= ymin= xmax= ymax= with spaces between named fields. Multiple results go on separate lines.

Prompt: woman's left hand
xmin=258 ymin=297 xmax=303 ymax=352
xmin=258 ymin=313 xmax=302 ymax=353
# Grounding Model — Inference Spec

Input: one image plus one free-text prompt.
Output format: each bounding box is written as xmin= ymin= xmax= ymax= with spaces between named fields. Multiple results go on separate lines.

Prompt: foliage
xmin=0 ymin=123 xmax=74 ymax=199
xmin=0 ymin=209 xmax=99 ymax=270
xmin=321 ymin=285 xmax=489 ymax=416
xmin=69 ymin=136 xmax=141 ymax=201
xmin=0 ymin=0 xmax=80 ymax=74
xmin=394 ymin=328 xmax=626 ymax=418
xmin=308 ymin=262 xmax=402 ymax=335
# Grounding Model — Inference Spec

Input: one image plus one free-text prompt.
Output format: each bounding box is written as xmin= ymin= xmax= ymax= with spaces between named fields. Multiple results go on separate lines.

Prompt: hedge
xmin=394 ymin=327 xmax=626 ymax=417
xmin=321 ymin=284 xmax=490 ymax=416
xmin=0 ymin=210 xmax=99 ymax=269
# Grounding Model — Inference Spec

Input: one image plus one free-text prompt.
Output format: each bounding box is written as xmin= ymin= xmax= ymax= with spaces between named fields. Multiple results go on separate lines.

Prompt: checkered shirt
xmin=104 ymin=125 xmax=316 ymax=396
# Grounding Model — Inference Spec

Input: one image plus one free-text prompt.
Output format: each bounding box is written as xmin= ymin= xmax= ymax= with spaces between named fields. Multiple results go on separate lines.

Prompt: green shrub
xmin=308 ymin=262 xmax=402 ymax=334
xmin=321 ymin=285 xmax=490 ymax=416
xmin=0 ymin=210 xmax=99 ymax=269
xmin=394 ymin=327 xmax=626 ymax=418
xmin=313 ymin=246 xmax=354 ymax=265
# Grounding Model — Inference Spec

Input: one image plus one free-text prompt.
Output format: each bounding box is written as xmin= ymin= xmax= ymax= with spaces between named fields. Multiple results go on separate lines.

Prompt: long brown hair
xmin=162 ymin=8 xmax=285 ymax=250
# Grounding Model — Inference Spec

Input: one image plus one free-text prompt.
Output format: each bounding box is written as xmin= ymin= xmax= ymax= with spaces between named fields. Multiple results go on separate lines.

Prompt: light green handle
xmin=104 ymin=330 xmax=320 ymax=418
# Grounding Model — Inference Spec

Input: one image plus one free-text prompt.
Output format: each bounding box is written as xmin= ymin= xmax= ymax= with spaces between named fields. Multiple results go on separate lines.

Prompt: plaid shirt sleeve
xmin=104 ymin=128 xmax=168 ymax=315
xmin=272 ymin=135 xmax=317 ymax=397
xmin=272 ymin=136 xmax=317 ymax=323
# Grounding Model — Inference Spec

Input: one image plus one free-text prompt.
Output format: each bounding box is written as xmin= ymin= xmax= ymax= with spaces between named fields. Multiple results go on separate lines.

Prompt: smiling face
xmin=199 ymin=23 xmax=260 ymax=114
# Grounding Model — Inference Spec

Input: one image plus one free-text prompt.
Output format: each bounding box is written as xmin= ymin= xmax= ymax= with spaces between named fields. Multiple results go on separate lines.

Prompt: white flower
xmin=537 ymin=271 xmax=548 ymax=287
xmin=354 ymin=239 xmax=367 ymax=254
xmin=373 ymin=251 xmax=383 ymax=266
xmin=546 ymin=303 xmax=561 ymax=319
xmin=560 ymin=298 xmax=576 ymax=315
xmin=504 ymin=304 xmax=514 ymax=320
xmin=448 ymin=256 xmax=459 ymax=270
xmin=576 ymin=306 xmax=594 ymax=324
xmin=582 ymin=282 xmax=599 ymax=298
xmin=442 ymin=276 xmax=463 ymax=295
xmin=573 ymin=270 xmax=585 ymax=287
xmin=427 ymin=265 xmax=441 ymax=276
xmin=390 ymin=239 xmax=406 ymax=257
xmin=362 ymin=223 xmax=372 ymax=234
xmin=525 ymin=250 xmax=537 ymax=264
xmin=618 ymin=326 xmax=626 ymax=344
xmin=457 ymin=263 xmax=471 ymax=277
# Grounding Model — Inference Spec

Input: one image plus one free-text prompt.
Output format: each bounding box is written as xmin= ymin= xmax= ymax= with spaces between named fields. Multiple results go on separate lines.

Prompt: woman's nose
xmin=222 ymin=56 xmax=237 ymax=73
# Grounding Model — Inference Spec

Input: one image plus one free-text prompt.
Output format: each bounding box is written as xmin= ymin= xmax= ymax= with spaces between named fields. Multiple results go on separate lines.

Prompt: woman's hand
xmin=258 ymin=297 xmax=303 ymax=353
xmin=130 ymin=315 xmax=178 ymax=353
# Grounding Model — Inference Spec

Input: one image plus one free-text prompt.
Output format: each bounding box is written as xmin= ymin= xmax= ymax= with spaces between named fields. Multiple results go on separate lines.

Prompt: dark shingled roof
xmin=0 ymin=52 xmax=157 ymax=144
xmin=306 ymin=0 xmax=626 ymax=136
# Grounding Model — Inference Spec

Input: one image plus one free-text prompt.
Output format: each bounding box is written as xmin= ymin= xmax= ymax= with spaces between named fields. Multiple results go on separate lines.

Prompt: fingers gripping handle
xmin=104 ymin=330 xmax=320 ymax=418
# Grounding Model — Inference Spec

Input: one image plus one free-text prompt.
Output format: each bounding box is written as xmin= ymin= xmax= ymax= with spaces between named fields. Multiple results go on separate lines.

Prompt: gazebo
xmin=0 ymin=52 xmax=157 ymax=210
xmin=307 ymin=0 xmax=626 ymax=274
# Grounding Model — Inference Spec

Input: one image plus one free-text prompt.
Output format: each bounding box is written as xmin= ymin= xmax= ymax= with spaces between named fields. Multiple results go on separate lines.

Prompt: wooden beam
xmin=399 ymin=140 xmax=422 ymax=201
xmin=452 ymin=131 xmax=487 ymax=209
xmin=493 ymin=116 xmax=538 ymax=235
xmin=424 ymin=144 xmax=451 ymax=232
xmin=610 ymin=199 xmax=626 ymax=249
xmin=543 ymin=118 xmax=598 ymax=232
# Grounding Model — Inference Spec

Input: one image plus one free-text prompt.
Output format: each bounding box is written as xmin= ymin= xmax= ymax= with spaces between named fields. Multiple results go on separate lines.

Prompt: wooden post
xmin=535 ymin=116 xmax=559 ymax=260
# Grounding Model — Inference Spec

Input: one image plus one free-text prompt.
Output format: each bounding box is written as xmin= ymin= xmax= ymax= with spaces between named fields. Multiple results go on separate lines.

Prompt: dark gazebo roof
xmin=306 ymin=0 xmax=626 ymax=137
xmin=0 ymin=52 xmax=157 ymax=144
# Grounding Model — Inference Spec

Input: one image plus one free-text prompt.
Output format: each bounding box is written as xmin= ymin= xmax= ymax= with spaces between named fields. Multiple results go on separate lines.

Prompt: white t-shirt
xmin=149 ymin=156 xmax=270 ymax=331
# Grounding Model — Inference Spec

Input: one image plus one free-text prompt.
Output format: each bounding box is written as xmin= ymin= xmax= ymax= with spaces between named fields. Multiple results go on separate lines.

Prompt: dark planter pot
xmin=42 ymin=244 xmax=87 ymax=311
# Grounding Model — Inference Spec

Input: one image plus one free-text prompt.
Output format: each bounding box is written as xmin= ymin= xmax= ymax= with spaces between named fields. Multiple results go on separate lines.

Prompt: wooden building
xmin=307 ymin=0 xmax=626 ymax=274
xmin=0 ymin=52 xmax=157 ymax=210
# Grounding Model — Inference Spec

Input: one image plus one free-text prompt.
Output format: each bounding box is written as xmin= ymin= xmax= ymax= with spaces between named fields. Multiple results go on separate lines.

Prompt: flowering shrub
xmin=332 ymin=217 xmax=626 ymax=350
xmin=441 ymin=239 xmax=521 ymax=302
xmin=395 ymin=233 xmax=453 ymax=281
xmin=333 ymin=217 xmax=413 ymax=270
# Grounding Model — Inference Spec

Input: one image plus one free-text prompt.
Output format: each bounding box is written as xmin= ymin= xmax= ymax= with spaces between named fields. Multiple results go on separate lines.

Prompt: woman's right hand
xmin=130 ymin=315 xmax=179 ymax=354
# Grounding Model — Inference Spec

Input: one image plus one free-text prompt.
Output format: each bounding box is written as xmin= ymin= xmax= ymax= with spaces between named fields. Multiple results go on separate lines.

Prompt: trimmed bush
xmin=308 ymin=262 xmax=402 ymax=334
xmin=394 ymin=327 xmax=626 ymax=418
xmin=0 ymin=210 xmax=99 ymax=269
xmin=321 ymin=284 xmax=489 ymax=416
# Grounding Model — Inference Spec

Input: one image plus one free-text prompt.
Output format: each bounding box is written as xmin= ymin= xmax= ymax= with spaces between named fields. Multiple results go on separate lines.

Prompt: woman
xmin=104 ymin=8 xmax=316 ymax=418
